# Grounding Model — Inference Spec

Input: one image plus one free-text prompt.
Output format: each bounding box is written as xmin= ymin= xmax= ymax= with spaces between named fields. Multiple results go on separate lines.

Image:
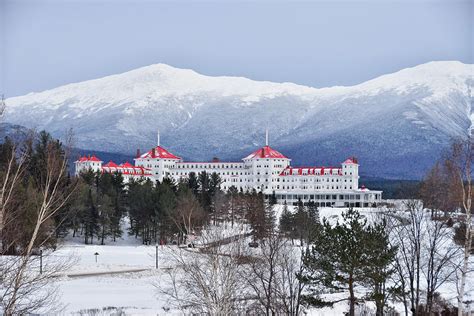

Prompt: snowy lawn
xmin=33 ymin=206 xmax=474 ymax=315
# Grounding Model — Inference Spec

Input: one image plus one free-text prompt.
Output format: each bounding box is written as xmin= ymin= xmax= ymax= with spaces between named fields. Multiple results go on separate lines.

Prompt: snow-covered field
xmin=51 ymin=221 xmax=252 ymax=315
xmin=53 ymin=249 xmax=169 ymax=315
xmin=39 ymin=207 xmax=473 ymax=315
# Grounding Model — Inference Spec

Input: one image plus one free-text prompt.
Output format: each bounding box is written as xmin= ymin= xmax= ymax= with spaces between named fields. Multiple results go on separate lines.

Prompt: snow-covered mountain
xmin=4 ymin=61 xmax=473 ymax=179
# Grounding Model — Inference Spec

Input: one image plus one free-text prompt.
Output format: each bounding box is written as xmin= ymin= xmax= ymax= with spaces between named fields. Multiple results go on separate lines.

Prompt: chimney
xmin=212 ymin=157 xmax=220 ymax=162
xmin=152 ymin=148 xmax=156 ymax=158
xmin=136 ymin=148 xmax=141 ymax=158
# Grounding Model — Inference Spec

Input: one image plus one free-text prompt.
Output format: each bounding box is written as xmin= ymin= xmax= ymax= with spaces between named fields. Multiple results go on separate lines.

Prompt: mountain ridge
xmin=4 ymin=61 xmax=473 ymax=179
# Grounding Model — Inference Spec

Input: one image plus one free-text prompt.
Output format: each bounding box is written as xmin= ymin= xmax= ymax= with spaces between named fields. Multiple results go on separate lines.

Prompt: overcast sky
xmin=1 ymin=0 xmax=472 ymax=97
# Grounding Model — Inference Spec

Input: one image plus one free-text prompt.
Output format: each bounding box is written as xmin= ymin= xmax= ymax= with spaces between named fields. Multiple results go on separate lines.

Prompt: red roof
xmin=343 ymin=157 xmax=359 ymax=164
xmin=244 ymin=146 xmax=288 ymax=160
xmin=101 ymin=161 xmax=152 ymax=176
xmin=103 ymin=161 xmax=119 ymax=168
xmin=140 ymin=146 xmax=181 ymax=160
xmin=89 ymin=155 xmax=101 ymax=162
xmin=76 ymin=155 xmax=102 ymax=163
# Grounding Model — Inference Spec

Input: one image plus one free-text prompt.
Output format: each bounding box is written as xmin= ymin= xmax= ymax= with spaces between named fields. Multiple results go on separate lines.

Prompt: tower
xmin=342 ymin=157 xmax=359 ymax=190
xmin=133 ymin=130 xmax=181 ymax=183
xmin=242 ymin=129 xmax=290 ymax=193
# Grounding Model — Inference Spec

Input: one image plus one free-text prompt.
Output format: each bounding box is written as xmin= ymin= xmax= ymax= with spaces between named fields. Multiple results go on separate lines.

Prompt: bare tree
xmin=244 ymin=232 xmax=306 ymax=315
xmin=386 ymin=200 xmax=425 ymax=315
xmin=0 ymin=141 xmax=28 ymax=252
xmin=169 ymin=189 xmax=206 ymax=244
xmin=1 ymin=251 xmax=73 ymax=314
xmin=212 ymin=189 xmax=229 ymax=224
xmin=274 ymin=239 xmax=307 ymax=316
xmin=0 ymin=131 xmax=76 ymax=314
xmin=444 ymin=139 xmax=473 ymax=315
xmin=386 ymin=200 xmax=464 ymax=315
xmin=423 ymin=216 xmax=462 ymax=314
xmin=245 ymin=232 xmax=282 ymax=315
xmin=420 ymin=162 xmax=459 ymax=219
xmin=156 ymin=227 xmax=249 ymax=315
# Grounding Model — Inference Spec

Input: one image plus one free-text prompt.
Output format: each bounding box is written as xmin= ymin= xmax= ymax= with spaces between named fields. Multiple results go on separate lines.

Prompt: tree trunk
xmin=458 ymin=204 xmax=472 ymax=316
xmin=349 ymin=274 xmax=355 ymax=316
xmin=101 ymin=225 xmax=105 ymax=245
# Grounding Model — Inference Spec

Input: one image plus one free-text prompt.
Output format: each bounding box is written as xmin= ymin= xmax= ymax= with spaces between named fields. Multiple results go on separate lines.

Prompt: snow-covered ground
xmin=36 ymin=206 xmax=473 ymax=315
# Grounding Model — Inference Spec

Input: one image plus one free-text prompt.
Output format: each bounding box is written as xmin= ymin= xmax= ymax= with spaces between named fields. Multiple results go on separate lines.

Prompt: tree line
xmin=67 ymin=169 xmax=276 ymax=246
xmin=1 ymin=129 xmax=75 ymax=314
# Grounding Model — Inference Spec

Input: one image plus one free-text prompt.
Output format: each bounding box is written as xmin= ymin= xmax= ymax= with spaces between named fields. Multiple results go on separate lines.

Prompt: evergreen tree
xmin=198 ymin=171 xmax=212 ymax=213
xmin=279 ymin=201 xmax=294 ymax=238
xmin=126 ymin=179 xmax=156 ymax=244
xmin=269 ymin=191 xmax=277 ymax=206
xmin=109 ymin=172 xmax=125 ymax=242
xmin=156 ymin=181 xmax=177 ymax=243
xmin=246 ymin=191 xmax=274 ymax=240
xmin=96 ymin=193 xmax=114 ymax=245
xmin=209 ymin=172 xmax=222 ymax=197
xmin=162 ymin=177 xmax=177 ymax=193
xmin=187 ymin=172 xmax=199 ymax=196
xmin=227 ymin=186 xmax=239 ymax=227
xmin=83 ymin=186 xmax=100 ymax=244
xmin=363 ymin=220 xmax=398 ymax=316
xmin=300 ymin=209 xmax=396 ymax=316
xmin=307 ymin=200 xmax=320 ymax=225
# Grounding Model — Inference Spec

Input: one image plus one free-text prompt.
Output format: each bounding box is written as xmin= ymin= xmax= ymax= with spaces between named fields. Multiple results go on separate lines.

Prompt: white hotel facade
xmin=75 ymin=132 xmax=382 ymax=207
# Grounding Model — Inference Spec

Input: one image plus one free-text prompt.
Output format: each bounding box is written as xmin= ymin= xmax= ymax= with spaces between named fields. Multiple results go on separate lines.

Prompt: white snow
xmin=3 ymin=61 xmax=472 ymax=163
xmin=21 ymin=206 xmax=474 ymax=315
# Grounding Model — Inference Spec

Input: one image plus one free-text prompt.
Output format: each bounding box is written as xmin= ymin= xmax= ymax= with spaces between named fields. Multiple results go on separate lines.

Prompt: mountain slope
xmin=4 ymin=61 xmax=473 ymax=179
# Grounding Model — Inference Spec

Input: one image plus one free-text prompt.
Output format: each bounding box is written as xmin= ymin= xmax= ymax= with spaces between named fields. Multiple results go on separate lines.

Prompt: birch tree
xmin=157 ymin=227 xmax=248 ymax=315
xmin=444 ymin=138 xmax=473 ymax=315
xmin=0 ymin=128 xmax=76 ymax=314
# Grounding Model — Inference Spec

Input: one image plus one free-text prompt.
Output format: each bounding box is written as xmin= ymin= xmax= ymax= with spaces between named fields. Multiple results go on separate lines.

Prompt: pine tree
xmin=247 ymin=191 xmax=274 ymax=240
xmin=97 ymin=194 xmax=114 ymax=245
xmin=363 ymin=220 xmax=398 ymax=316
xmin=83 ymin=187 xmax=100 ymax=244
xmin=279 ymin=201 xmax=294 ymax=238
xmin=209 ymin=172 xmax=222 ymax=197
xmin=269 ymin=191 xmax=277 ymax=205
xmin=198 ymin=171 xmax=212 ymax=213
xmin=300 ymin=209 xmax=396 ymax=316
xmin=187 ymin=172 xmax=199 ymax=196
xmin=156 ymin=181 xmax=177 ymax=243
xmin=109 ymin=173 xmax=125 ymax=242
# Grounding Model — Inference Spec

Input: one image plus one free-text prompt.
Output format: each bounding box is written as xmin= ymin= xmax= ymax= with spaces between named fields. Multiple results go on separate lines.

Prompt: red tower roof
xmin=103 ymin=161 xmax=119 ymax=168
xmin=140 ymin=146 xmax=181 ymax=160
xmin=89 ymin=155 xmax=101 ymax=162
xmin=76 ymin=155 xmax=102 ymax=163
xmin=121 ymin=162 xmax=134 ymax=168
xmin=343 ymin=157 xmax=359 ymax=164
xmin=243 ymin=146 xmax=288 ymax=160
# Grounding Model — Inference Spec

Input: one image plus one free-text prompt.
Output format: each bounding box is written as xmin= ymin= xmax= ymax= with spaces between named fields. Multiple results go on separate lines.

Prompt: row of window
xmin=276 ymin=185 xmax=354 ymax=190
xmin=175 ymin=163 xmax=244 ymax=169
xmin=272 ymin=194 xmax=379 ymax=201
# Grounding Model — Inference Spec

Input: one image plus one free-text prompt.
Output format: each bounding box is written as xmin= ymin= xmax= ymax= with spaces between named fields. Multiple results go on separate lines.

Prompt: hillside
xmin=4 ymin=61 xmax=473 ymax=179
